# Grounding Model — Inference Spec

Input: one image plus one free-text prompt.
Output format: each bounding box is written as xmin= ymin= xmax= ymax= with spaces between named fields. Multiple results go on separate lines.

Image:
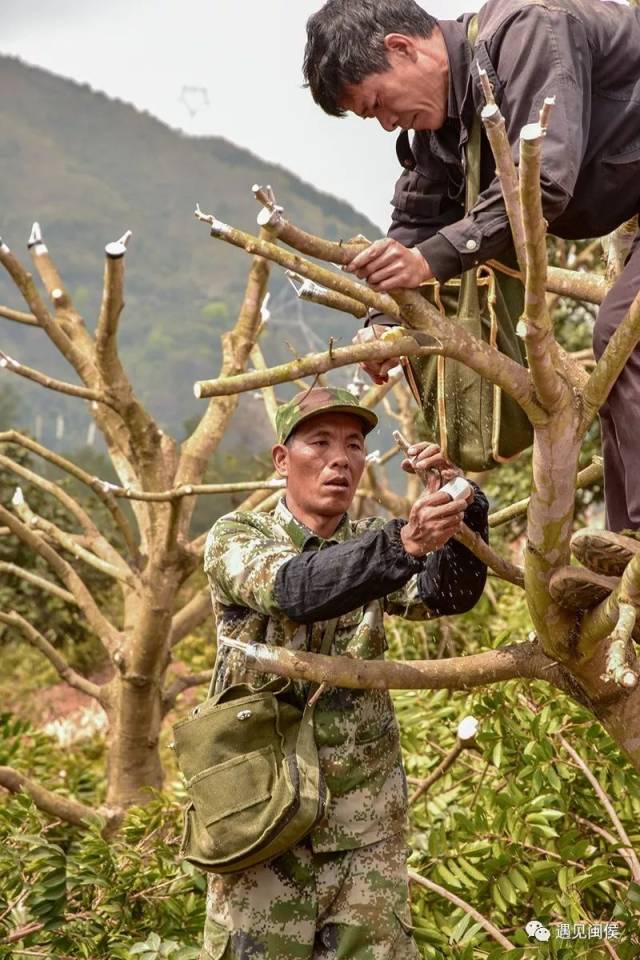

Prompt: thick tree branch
xmin=236 ymin=638 xmax=570 ymax=692
xmin=408 ymin=869 xmax=514 ymax=951
xmin=0 ymin=765 xmax=120 ymax=829
xmin=0 ymin=610 xmax=102 ymax=701
xmin=518 ymin=121 xmax=567 ymax=411
xmin=27 ymin=223 xmax=86 ymax=338
xmin=95 ymin=232 xmax=131 ymax=379
xmin=480 ymin=101 xmax=526 ymax=274
xmin=253 ymin=184 xmax=368 ymax=266
xmin=0 ymin=350 xmax=112 ymax=404
xmin=489 ymin=259 xmax=609 ymax=306
xmin=195 ymin=205 xmax=401 ymax=320
xmin=0 ymin=503 xmax=121 ymax=651
xmin=392 ymin=293 xmax=543 ymax=419
xmin=582 ymin=289 xmax=640 ymax=429
xmin=194 ymin=333 xmax=436 ymax=398
xmin=195 ymin=327 xmax=540 ymax=424
xmin=86 ymin=234 xmax=168 ymax=494
xmin=0 ymin=560 xmax=77 ymax=605
xmin=0 ymin=238 xmax=97 ymax=384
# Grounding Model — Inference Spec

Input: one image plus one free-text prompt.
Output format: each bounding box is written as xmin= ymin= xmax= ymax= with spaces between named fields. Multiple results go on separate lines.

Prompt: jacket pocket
xmin=602 ymin=144 xmax=640 ymax=166
xmin=201 ymin=915 xmax=230 ymax=960
xmin=188 ymin=745 xmax=274 ymax=828
xmin=392 ymin=170 xmax=449 ymax=218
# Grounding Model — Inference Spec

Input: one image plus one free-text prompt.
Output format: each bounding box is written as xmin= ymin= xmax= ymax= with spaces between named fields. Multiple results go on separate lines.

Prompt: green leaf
xmin=497 ymin=875 xmax=518 ymax=906
xmin=449 ymin=911 xmax=472 ymax=943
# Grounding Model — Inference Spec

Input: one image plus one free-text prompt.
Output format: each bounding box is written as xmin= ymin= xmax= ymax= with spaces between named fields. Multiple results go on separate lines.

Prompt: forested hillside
xmin=0 ymin=55 xmax=380 ymax=447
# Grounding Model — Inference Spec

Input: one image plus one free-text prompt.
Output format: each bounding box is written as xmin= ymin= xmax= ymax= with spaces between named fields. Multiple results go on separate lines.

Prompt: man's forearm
xmin=416 ymin=486 xmax=489 ymax=615
xmin=275 ymin=489 xmax=489 ymax=624
xmin=274 ymin=520 xmax=422 ymax=624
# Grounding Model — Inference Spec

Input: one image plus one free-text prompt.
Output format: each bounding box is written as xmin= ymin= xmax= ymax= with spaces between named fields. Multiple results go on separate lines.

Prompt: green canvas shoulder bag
xmin=402 ymin=16 xmax=533 ymax=472
xmin=172 ymin=619 xmax=337 ymax=874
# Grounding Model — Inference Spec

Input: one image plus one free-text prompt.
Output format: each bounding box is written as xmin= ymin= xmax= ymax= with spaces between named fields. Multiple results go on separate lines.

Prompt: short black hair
xmin=303 ymin=0 xmax=437 ymax=117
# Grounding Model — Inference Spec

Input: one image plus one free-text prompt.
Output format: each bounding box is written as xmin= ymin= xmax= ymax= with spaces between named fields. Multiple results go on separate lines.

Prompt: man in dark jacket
xmin=303 ymin=0 xmax=640 ymax=570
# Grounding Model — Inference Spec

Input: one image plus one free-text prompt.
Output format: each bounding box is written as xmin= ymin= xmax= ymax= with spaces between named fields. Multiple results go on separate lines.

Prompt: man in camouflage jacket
xmin=200 ymin=387 xmax=488 ymax=959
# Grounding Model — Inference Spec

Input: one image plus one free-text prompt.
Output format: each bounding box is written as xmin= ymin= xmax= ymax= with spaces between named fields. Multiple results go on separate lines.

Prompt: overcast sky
xmin=2 ymin=0 xmax=477 ymax=231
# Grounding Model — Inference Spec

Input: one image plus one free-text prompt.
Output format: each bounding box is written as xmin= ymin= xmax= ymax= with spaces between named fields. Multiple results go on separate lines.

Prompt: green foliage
xmin=2 ymin=593 xmax=640 ymax=957
xmin=388 ymin=606 xmax=640 ymax=958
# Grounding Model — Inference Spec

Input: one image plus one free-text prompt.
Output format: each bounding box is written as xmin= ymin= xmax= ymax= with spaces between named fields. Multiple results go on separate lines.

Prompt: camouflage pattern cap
xmin=275 ymin=387 xmax=378 ymax=444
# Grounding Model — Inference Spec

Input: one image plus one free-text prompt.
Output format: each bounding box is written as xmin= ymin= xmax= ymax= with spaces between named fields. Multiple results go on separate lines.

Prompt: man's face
xmin=340 ymin=33 xmax=448 ymax=132
xmin=273 ymin=412 xmax=367 ymax=519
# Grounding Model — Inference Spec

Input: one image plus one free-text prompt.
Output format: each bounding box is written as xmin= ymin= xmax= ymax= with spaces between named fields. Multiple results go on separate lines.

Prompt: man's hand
xmin=401 ymin=489 xmax=468 ymax=557
xmin=345 ymin=238 xmax=433 ymax=291
xmin=352 ymin=325 xmax=401 ymax=384
xmin=402 ymin=441 xmax=472 ymax=498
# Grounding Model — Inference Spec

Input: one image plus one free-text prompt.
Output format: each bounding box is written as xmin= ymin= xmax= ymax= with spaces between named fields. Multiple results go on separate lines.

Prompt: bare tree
xmin=0 ymin=220 xmax=299 ymax=822
xmin=190 ymin=97 xmax=640 ymax=779
xmin=1 ymin=86 xmax=639 ymax=834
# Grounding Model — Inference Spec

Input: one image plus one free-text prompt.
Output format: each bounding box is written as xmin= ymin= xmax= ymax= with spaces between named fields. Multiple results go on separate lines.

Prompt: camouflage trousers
xmin=200 ymin=831 xmax=419 ymax=959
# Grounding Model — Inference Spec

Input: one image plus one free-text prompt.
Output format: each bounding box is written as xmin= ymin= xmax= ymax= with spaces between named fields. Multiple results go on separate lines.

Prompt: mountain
xmin=0 ymin=55 xmax=381 ymax=450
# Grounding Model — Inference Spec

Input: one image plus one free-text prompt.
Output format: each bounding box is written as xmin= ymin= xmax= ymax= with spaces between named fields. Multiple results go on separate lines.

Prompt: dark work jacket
xmin=390 ymin=0 xmax=640 ymax=282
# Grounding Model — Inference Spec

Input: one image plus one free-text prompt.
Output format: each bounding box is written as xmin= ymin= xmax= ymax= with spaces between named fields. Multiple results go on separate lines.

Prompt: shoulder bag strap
xmin=459 ymin=13 xmax=481 ymax=317
xmin=304 ymin=616 xmax=338 ymax=711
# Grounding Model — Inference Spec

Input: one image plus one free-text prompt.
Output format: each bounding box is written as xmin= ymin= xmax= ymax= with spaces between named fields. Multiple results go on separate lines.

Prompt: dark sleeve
xmin=363 ymin=133 xmax=464 ymax=328
xmin=274 ymin=520 xmax=422 ymax=624
xmin=419 ymin=6 xmax=592 ymax=282
xmin=415 ymin=484 xmax=489 ymax=616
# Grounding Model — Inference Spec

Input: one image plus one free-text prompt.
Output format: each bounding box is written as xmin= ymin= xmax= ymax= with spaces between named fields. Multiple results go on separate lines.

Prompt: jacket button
xmin=466 ymin=239 xmax=478 ymax=251
xmin=236 ymin=709 xmax=252 ymax=721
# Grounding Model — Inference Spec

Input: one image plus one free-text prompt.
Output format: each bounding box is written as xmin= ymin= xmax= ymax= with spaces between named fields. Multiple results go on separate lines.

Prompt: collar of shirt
xmin=438 ymin=16 xmax=478 ymax=151
xmin=273 ymin=496 xmax=352 ymax=551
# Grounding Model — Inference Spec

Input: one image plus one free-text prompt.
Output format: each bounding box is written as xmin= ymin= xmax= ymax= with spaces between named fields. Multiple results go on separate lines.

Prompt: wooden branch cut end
xmin=539 ymin=97 xmax=556 ymax=133
xmin=105 ymin=230 xmax=132 ymax=259
xmin=28 ymin=221 xmax=46 ymax=252
xmin=521 ymin=121 xmax=544 ymax=143
xmin=477 ymin=67 xmax=495 ymax=107
xmin=602 ymin=602 xmax=640 ymax=690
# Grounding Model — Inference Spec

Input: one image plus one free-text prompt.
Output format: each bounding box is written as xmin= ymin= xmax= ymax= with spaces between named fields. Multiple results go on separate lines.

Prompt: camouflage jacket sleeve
xmin=384 ymin=484 xmax=490 ymax=620
xmin=204 ymin=512 xmax=299 ymax=616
